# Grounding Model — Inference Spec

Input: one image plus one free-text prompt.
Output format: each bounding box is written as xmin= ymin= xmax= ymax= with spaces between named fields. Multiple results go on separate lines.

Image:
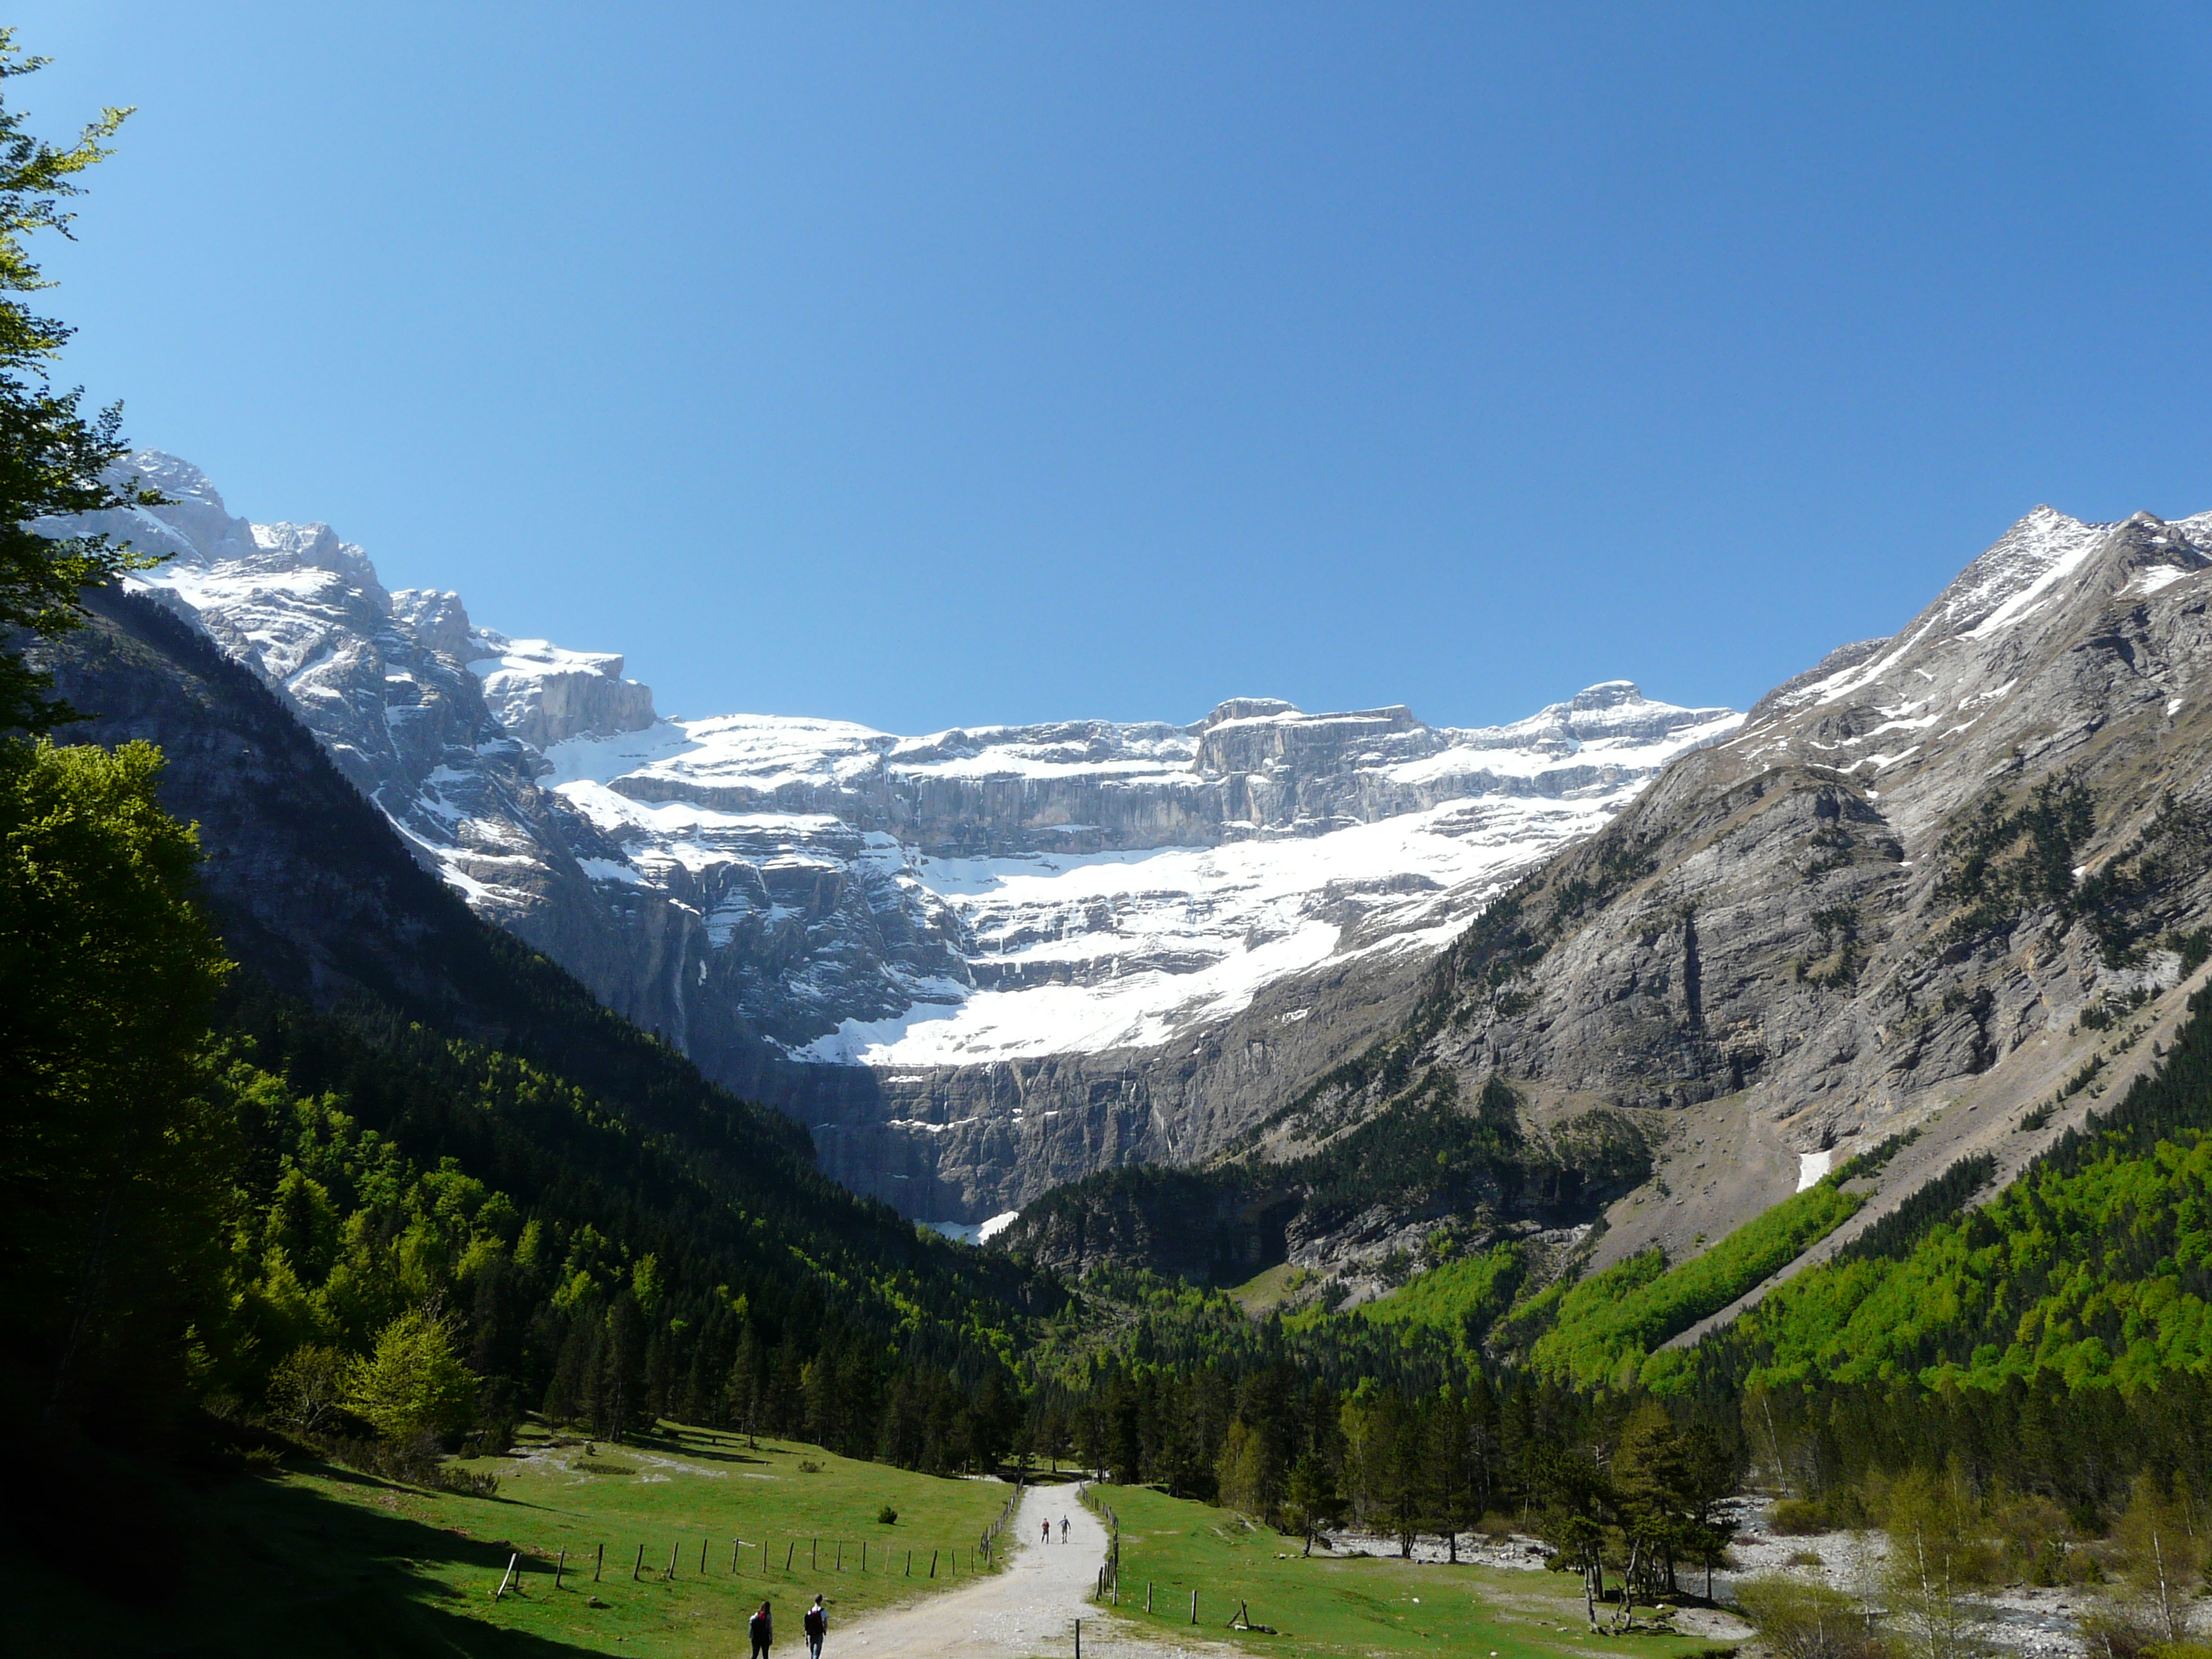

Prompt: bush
xmin=877 ymin=1504 xmax=898 ymax=1525
xmin=321 ymin=1431 xmax=494 ymax=1496
xmin=797 ymin=1458 xmax=823 ymax=1474
xmin=267 ymin=1345 xmax=349 ymax=1436
xmin=1770 ymin=1498 xmax=1828 ymax=1536
xmin=435 ymin=1465 xmax=499 ymax=1499
xmin=1735 ymin=1578 xmax=1881 ymax=1659
xmin=2081 ymin=1607 xmax=2167 ymax=1659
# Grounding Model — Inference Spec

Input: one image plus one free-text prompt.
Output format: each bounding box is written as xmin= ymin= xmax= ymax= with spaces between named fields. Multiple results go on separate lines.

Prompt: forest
xmin=7 ymin=32 xmax=2212 ymax=1659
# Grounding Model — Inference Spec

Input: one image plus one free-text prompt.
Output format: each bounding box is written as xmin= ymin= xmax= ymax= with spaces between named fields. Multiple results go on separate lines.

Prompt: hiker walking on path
xmin=1059 ymin=1516 xmax=1069 ymax=1544
xmin=750 ymin=1599 xmax=773 ymax=1658
xmin=1041 ymin=1517 xmax=1050 ymax=1545
xmin=804 ymin=1594 xmax=827 ymax=1658
xmin=832 ymin=1486 xmax=1204 ymax=1658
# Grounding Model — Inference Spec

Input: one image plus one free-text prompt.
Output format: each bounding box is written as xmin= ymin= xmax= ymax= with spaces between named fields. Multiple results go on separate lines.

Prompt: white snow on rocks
xmin=539 ymin=694 xmax=1739 ymax=1063
xmin=55 ymin=449 xmax=1746 ymax=1071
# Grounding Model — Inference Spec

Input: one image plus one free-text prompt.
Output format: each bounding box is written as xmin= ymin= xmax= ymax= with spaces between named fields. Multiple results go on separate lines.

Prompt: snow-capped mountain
xmin=540 ymin=684 xmax=1740 ymax=1068
xmin=50 ymin=451 xmax=1741 ymax=1218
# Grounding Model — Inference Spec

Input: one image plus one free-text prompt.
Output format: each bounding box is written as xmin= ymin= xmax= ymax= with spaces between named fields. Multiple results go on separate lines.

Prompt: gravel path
xmin=834 ymin=1485 xmax=1227 ymax=1659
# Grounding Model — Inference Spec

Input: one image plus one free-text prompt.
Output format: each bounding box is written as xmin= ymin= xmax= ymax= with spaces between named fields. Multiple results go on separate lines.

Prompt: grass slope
xmin=5 ymin=1424 xmax=1008 ymax=1658
xmin=1091 ymin=1483 xmax=1725 ymax=1659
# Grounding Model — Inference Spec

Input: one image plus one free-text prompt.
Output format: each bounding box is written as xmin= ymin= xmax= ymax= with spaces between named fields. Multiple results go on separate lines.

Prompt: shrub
xmin=797 ymin=1458 xmax=823 ymax=1473
xmin=1735 ymin=1578 xmax=1880 ymax=1659
xmin=877 ymin=1504 xmax=898 ymax=1525
xmin=1769 ymin=1498 xmax=1828 ymax=1536
xmin=267 ymin=1344 xmax=349 ymax=1435
xmin=323 ymin=1431 xmax=493 ymax=1496
xmin=2081 ymin=1606 xmax=2166 ymax=1659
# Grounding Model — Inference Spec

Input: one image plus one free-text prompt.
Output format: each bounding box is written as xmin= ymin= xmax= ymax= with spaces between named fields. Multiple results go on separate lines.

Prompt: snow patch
xmin=926 ymin=1211 xmax=1022 ymax=1245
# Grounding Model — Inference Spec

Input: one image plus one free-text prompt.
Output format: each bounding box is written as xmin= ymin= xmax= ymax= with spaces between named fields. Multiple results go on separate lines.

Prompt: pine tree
xmin=0 ymin=33 xmax=160 ymax=734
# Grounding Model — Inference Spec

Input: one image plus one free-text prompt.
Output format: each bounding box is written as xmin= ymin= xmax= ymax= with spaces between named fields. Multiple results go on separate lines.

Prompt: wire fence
xmin=487 ymin=1530 xmax=983 ymax=1600
xmin=981 ymin=1470 xmax=1025 ymax=1563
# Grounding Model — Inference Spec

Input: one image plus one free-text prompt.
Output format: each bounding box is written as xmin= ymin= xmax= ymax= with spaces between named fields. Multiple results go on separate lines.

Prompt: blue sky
xmin=16 ymin=3 xmax=2212 ymax=731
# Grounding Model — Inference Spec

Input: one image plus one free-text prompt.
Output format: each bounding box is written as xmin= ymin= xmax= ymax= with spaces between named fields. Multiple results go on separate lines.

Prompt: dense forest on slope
xmin=20 ymin=581 xmax=1063 ymax=1475
xmin=999 ymin=1068 xmax=1651 ymax=1284
xmin=1506 ymin=1176 xmax=1864 ymax=1393
xmin=1704 ymin=980 xmax=2212 ymax=1397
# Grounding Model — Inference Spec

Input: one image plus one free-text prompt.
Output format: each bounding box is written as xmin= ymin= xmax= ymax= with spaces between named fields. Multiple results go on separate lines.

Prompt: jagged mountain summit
xmin=47 ymin=451 xmax=1738 ymax=1221
xmin=1085 ymin=496 xmax=2212 ymax=1314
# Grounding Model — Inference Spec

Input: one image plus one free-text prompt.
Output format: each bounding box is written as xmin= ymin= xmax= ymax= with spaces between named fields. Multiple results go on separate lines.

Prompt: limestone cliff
xmin=1113 ymin=504 xmax=2212 ymax=1306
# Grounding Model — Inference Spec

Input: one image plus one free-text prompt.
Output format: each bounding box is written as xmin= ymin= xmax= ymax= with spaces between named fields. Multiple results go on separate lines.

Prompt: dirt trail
xmin=834 ymin=1485 xmax=1225 ymax=1659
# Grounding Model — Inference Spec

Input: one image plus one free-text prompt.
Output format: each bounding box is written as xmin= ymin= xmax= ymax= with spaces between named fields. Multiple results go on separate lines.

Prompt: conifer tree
xmin=0 ymin=32 xmax=159 ymax=734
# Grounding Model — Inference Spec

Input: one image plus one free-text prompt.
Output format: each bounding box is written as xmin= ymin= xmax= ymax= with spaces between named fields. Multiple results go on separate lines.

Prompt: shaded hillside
xmin=32 ymin=586 xmax=1059 ymax=1441
xmin=999 ymin=1071 xmax=1650 ymax=1288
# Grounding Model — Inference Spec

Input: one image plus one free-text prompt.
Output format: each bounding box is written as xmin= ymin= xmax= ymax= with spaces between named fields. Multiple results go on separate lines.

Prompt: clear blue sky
xmin=16 ymin=3 xmax=2212 ymax=731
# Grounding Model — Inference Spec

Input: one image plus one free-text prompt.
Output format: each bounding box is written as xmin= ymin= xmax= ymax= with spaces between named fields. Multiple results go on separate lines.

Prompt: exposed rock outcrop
xmin=41 ymin=449 xmax=1739 ymax=1222
xmin=1208 ymin=502 xmax=2212 ymax=1288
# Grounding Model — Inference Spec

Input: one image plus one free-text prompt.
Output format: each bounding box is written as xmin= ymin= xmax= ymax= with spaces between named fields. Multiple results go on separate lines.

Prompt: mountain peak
xmin=1201 ymin=697 xmax=1302 ymax=727
xmin=1566 ymin=680 xmax=1645 ymax=711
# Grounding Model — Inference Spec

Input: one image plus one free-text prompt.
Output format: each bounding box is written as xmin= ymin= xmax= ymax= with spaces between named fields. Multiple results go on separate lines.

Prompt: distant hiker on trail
xmin=749 ymin=1599 xmax=773 ymax=1658
xmin=1060 ymin=1516 xmax=1069 ymax=1544
xmin=1042 ymin=1517 xmax=1050 ymax=1545
xmin=804 ymin=1594 xmax=827 ymax=1658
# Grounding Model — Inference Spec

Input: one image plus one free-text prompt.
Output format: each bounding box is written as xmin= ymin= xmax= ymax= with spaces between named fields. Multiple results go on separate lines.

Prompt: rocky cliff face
xmin=46 ymin=450 xmax=1740 ymax=1224
xmin=1181 ymin=502 xmax=2212 ymax=1307
xmin=47 ymin=451 xmax=738 ymax=1057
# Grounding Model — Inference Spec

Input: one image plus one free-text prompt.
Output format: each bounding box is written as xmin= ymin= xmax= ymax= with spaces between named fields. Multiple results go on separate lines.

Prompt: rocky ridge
xmin=1104 ymin=500 xmax=2212 ymax=1307
xmin=45 ymin=451 xmax=1738 ymax=1223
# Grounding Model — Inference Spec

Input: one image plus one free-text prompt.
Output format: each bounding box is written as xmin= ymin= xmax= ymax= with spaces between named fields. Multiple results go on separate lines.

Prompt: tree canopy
xmin=0 ymin=30 xmax=158 ymax=733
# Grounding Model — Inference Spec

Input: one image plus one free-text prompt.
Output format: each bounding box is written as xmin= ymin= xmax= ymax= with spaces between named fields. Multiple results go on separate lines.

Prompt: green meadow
xmin=7 ymin=1422 xmax=1010 ymax=1658
xmin=1092 ymin=1483 xmax=1733 ymax=1659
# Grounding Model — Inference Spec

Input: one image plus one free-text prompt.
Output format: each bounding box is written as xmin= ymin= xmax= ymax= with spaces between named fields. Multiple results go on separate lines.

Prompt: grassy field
xmin=5 ymin=1421 xmax=1012 ymax=1658
xmin=1091 ymin=1483 xmax=1734 ymax=1659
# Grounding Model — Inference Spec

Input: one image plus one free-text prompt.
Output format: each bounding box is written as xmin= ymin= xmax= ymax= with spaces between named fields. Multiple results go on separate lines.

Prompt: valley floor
xmin=4 ymin=1422 xmax=1008 ymax=1658
xmin=838 ymin=1483 xmax=1228 ymax=1658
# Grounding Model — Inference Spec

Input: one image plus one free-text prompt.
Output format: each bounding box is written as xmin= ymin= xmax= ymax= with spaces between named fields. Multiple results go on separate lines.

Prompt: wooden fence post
xmin=1191 ymin=1588 xmax=1199 ymax=1624
xmin=836 ymin=1541 xmax=842 ymax=1571
xmin=595 ymin=1542 xmax=604 ymax=1582
xmin=1147 ymin=1581 xmax=1153 ymax=1614
xmin=811 ymin=1537 xmax=817 ymax=1570
xmin=667 ymin=1542 xmax=679 ymax=1579
xmin=634 ymin=1543 xmax=644 ymax=1582
xmin=700 ymin=1538 xmax=708 ymax=1574
xmin=555 ymin=1549 xmax=565 ymax=1590
xmin=732 ymin=1538 xmax=741 ymax=1573
xmin=1076 ymin=1616 xmax=1082 ymax=1658
xmin=905 ymin=1549 xmax=912 ymax=1576
xmin=929 ymin=1549 xmax=938 ymax=1578
xmin=786 ymin=1540 xmax=796 ymax=1572
xmin=495 ymin=1552 xmax=518 ymax=1600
